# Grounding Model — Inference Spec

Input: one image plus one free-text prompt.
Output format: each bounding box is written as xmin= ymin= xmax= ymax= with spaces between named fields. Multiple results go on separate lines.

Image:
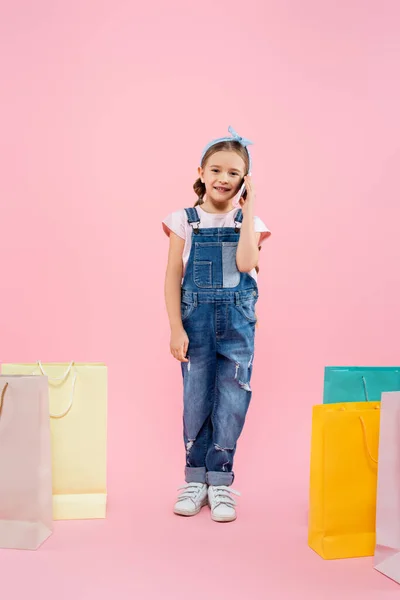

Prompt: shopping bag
xmin=374 ymin=392 xmax=400 ymax=583
xmin=308 ymin=401 xmax=380 ymax=559
xmin=323 ymin=366 xmax=400 ymax=404
xmin=0 ymin=376 xmax=53 ymax=549
xmin=1 ymin=362 xmax=107 ymax=520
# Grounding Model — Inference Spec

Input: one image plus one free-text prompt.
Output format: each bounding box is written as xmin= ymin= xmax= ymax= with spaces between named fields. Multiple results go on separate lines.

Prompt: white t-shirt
xmin=162 ymin=205 xmax=271 ymax=281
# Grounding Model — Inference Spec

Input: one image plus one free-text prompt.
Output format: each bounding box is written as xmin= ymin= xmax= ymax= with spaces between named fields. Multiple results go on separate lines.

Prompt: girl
xmin=162 ymin=126 xmax=270 ymax=522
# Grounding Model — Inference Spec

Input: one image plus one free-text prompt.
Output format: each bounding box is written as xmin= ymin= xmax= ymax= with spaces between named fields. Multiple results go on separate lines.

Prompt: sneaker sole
xmin=211 ymin=513 xmax=237 ymax=523
xmin=174 ymin=497 xmax=208 ymax=517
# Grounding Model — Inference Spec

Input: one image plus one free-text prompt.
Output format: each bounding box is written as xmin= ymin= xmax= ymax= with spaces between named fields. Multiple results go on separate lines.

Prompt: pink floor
xmin=1 ymin=482 xmax=398 ymax=600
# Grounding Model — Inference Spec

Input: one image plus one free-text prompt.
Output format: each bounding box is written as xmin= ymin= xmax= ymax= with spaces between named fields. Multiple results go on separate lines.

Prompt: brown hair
xmin=193 ymin=140 xmax=261 ymax=274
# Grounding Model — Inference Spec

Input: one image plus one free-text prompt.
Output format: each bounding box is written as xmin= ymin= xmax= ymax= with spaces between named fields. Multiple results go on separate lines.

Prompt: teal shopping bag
xmin=323 ymin=366 xmax=400 ymax=404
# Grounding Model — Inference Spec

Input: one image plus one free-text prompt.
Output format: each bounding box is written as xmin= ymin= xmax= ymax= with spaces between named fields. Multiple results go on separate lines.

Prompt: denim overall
xmin=181 ymin=207 xmax=258 ymax=486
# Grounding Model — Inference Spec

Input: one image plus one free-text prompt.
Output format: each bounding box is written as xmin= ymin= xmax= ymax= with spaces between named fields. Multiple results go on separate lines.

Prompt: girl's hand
xmin=239 ymin=175 xmax=255 ymax=215
xmin=170 ymin=326 xmax=189 ymax=362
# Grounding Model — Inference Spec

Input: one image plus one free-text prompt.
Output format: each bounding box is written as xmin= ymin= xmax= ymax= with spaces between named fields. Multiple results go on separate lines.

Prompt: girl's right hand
xmin=170 ymin=326 xmax=189 ymax=362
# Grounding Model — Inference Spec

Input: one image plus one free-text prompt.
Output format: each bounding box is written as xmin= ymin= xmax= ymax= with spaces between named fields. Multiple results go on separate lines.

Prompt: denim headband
xmin=200 ymin=126 xmax=253 ymax=173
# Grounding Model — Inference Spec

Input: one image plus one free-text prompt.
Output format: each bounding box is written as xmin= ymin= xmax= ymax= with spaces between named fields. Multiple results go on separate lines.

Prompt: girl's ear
xmin=198 ymin=166 xmax=204 ymax=183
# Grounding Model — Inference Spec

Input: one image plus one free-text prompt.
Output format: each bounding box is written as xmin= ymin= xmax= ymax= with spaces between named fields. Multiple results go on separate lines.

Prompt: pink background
xmin=1 ymin=0 xmax=400 ymax=597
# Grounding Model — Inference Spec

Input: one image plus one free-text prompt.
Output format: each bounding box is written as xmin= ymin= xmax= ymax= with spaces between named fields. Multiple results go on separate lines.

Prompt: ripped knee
xmin=214 ymin=443 xmax=234 ymax=472
xmin=234 ymin=358 xmax=253 ymax=392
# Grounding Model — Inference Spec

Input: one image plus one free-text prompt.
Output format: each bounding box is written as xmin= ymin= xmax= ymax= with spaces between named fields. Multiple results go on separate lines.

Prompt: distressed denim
xmin=180 ymin=208 xmax=258 ymax=487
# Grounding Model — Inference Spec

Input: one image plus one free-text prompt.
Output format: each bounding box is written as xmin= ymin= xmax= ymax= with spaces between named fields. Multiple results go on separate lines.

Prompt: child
xmin=162 ymin=126 xmax=270 ymax=522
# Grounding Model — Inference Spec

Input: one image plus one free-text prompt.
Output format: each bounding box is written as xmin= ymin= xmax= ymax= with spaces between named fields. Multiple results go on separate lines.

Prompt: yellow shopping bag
xmin=1 ymin=362 xmax=107 ymax=521
xmin=308 ymin=401 xmax=380 ymax=559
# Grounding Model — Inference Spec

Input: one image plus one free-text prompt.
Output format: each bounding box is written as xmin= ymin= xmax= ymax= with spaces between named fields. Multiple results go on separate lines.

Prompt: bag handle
xmin=37 ymin=361 xmax=74 ymax=382
xmin=359 ymin=416 xmax=378 ymax=463
xmin=35 ymin=362 xmax=76 ymax=419
xmin=362 ymin=376 xmax=370 ymax=401
xmin=0 ymin=383 xmax=9 ymax=418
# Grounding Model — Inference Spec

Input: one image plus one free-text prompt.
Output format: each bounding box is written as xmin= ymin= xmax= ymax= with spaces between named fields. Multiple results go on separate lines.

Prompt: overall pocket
xmin=193 ymin=261 xmax=213 ymax=288
xmin=234 ymin=294 xmax=258 ymax=323
xmin=222 ymin=242 xmax=240 ymax=288
xmin=181 ymin=298 xmax=196 ymax=322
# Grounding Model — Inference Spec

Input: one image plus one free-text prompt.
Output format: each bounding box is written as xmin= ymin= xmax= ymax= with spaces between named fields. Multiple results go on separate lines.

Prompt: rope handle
xmin=0 ymin=383 xmax=9 ymax=418
xmin=362 ymin=376 xmax=369 ymax=402
xmin=49 ymin=373 xmax=77 ymax=419
xmin=37 ymin=361 xmax=74 ymax=382
xmin=359 ymin=416 xmax=378 ymax=463
xmin=34 ymin=362 xmax=76 ymax=419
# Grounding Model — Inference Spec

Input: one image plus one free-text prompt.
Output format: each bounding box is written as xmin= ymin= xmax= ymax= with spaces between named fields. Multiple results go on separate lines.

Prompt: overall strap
xmin=184 ymin=207 xmax=201 ymax=234
xmin=234 ymin=208 xmax=243 ymax=233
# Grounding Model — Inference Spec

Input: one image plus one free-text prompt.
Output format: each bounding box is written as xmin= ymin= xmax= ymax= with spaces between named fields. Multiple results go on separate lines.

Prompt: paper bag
xmin=0 ymin=376 xmax=53 ymax=549
xmin=309 ymin=401 xmax=380 ymax=559
xmin=374 ymin=391 xmax=400 ymax=583
xmin=1 ymin=362 xmax=107 ymax=520
xmin=323 ymin=366 xmax=400 ymax=404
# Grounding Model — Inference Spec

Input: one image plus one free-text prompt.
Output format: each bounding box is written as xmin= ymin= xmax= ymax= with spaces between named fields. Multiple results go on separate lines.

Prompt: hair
xmin=193 ymin=140 xmax=261 ymax=274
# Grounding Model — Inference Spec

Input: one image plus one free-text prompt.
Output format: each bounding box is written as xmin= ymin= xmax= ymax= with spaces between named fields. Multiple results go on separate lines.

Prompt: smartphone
xmin=232 ymin=173 xmax=250 ymax=207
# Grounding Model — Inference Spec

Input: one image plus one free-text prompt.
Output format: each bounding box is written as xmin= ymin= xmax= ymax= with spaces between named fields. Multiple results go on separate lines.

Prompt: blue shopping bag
xmin=323 ymin=366 xmax=400 ymax=404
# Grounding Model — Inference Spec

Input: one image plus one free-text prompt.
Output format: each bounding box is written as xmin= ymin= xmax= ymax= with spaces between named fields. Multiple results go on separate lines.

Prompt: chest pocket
xmin=194 ymin=242 xmax=240 ymax=289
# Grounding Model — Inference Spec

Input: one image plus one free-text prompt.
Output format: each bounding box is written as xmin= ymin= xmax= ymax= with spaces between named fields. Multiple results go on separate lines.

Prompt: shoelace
xmin=177 ymin=483 xmax=205 ymax=506
xmin=210 ymin=485 xmax=241 ymax=509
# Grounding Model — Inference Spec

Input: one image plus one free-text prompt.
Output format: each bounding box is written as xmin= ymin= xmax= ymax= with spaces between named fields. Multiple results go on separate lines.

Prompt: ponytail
xmin=193 ymin=178 xmax=206 ymax=206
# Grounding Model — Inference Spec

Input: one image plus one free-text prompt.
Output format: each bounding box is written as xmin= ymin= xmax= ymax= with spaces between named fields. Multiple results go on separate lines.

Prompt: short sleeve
xmin=162 ymin=210 xmax=186 ymax=240
xmin=254 ymin=215 xmax=271 ymax=245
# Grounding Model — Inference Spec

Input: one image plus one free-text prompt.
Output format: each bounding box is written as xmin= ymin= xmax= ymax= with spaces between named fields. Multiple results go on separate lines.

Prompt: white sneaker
xmin=208 ymin=485 xmax=241 ymax=522
xmin=173 ymin=483 xmax=208 ymax=516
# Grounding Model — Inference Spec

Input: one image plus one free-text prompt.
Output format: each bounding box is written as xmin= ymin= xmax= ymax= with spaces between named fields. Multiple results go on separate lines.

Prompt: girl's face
xmin=199 ymin=150 xmax=246 ymax=205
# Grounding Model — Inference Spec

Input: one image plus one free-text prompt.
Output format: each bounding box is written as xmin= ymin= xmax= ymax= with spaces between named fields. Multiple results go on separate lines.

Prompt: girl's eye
xmin=211 ymin=170 xmax=239 ymax=176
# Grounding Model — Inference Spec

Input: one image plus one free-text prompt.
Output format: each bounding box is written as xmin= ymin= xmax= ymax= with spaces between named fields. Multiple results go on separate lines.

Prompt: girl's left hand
xmin=239 ymin=175 xmax=255 ymax=215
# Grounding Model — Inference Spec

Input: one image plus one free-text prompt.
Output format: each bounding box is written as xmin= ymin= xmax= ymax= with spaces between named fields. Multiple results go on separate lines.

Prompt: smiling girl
xmin=162 ymin=127 xmax=270 ymax=522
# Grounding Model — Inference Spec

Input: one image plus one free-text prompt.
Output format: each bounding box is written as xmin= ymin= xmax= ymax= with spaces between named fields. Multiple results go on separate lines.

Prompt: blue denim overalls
xmin=180 ymin=207 xmax=258 ymax=486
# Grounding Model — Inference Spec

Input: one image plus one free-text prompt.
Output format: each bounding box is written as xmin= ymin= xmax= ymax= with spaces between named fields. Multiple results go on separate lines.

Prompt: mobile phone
xmin=232 ymin=173 xmax=250 ymax=207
